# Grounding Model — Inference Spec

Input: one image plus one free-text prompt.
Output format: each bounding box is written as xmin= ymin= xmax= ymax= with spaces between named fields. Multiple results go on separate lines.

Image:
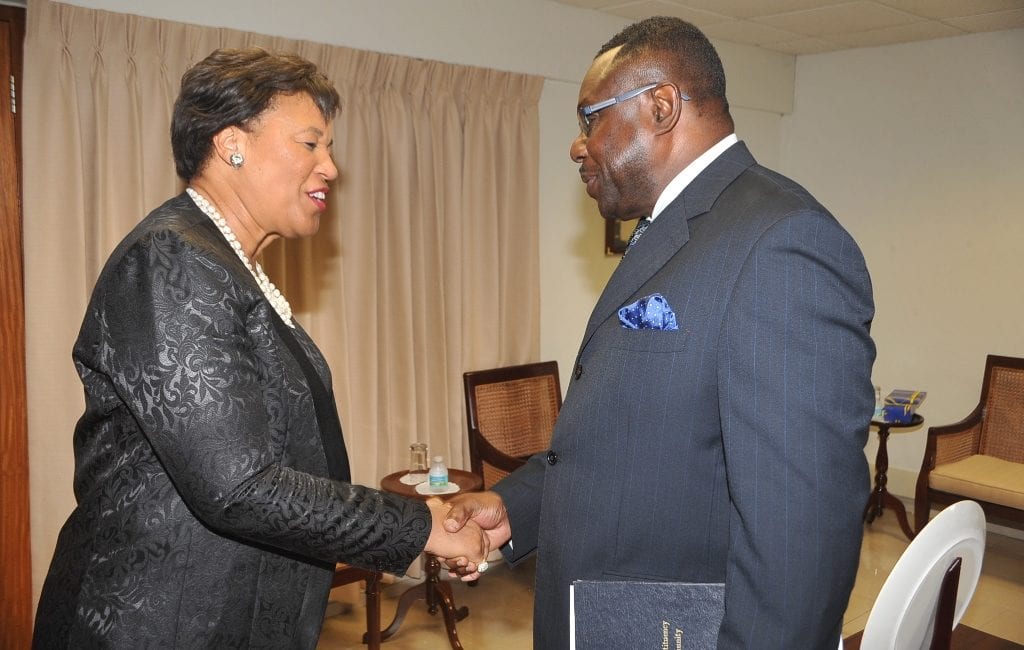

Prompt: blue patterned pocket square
xmin=618 ymin=293 xmax=679 ymax=331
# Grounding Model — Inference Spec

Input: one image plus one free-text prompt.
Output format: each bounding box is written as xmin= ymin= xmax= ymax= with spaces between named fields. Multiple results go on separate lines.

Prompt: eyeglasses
xmin=576 ymin=82 xmax=691 ymax=136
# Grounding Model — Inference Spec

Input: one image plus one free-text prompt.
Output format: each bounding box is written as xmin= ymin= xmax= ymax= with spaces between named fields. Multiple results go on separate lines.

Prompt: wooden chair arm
xmin=927 ymin=408 xmax=982 ymax=438
xmin=919 ymin=399 xmax=983 ymax=467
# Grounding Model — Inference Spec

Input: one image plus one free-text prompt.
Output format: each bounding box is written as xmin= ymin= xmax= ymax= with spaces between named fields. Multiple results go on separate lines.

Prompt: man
xmin=445 ymin=17 xmax=875 ymax=649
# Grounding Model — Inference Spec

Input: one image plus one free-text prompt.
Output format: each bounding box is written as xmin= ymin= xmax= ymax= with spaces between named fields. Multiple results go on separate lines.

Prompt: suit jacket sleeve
xmin=492 ymin=450 xmax=548 ymax=564
xmin=716 ymin=210 xmax=874 ymax=648
xmin=78 ymin=224 xmax=430 ymax=574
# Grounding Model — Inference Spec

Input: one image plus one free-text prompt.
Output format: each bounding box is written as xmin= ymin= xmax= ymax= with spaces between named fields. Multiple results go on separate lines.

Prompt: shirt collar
xmin=649 ymin=133 xmax=739 ymax=222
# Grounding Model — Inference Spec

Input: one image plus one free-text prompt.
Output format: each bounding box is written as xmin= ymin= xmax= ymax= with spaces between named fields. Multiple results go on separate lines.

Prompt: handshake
xmin=423 ymin=491 xmax=510 ymax=580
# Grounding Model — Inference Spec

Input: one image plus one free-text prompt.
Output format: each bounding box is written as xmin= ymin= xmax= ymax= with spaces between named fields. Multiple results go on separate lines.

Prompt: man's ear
xmin=211 ymin=126 xmax=245 ymax=167
xmin=650 ymin=82 xmax=683 ymax=135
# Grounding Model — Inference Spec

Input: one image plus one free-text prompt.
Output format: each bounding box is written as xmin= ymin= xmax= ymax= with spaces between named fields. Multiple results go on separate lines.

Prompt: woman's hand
xmin=438 ymin=491 xmax=512 ymax=580
xmin=423 ymin=498 xmax=488 ymax=579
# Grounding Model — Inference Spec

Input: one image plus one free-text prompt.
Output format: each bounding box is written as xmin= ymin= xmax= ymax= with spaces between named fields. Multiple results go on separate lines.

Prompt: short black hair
xmin=171 ymin=47 xmax=341 ymax=181
xmin=598 ymin=17 xmax=728 ymax=112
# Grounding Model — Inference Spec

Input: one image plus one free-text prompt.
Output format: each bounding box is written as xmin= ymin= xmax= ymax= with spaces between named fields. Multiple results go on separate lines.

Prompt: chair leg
xmin=363 ymin=572 xmax=382 ymax=650
xmin=914 ymin=487 xmax=931 ymax=534
xmin=915 ymin=500 xmax=927 ymax=534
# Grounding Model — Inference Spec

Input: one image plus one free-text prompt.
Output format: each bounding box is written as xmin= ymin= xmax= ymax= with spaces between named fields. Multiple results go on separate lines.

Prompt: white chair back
xmin=860 ymin=500 xmax=986 ymax=649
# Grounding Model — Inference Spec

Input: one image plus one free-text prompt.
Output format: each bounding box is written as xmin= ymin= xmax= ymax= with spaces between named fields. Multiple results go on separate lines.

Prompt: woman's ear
xmin=211 ymin=126 xmax=245 ymax=168
xmin=650 ymin=82 xmax=683 ymax=135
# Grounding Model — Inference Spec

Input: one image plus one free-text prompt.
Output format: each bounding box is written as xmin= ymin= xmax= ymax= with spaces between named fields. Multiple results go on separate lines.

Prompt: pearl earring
xmin=229 ymin=152 xmax=244 ymax=168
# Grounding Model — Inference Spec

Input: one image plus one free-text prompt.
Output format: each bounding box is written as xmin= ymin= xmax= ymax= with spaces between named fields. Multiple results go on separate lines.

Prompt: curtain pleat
xmin=24 ymin=0 xmax=541 ymax=598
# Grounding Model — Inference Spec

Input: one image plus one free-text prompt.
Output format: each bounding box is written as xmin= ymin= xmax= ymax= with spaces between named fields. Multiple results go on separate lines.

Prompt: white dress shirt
xmin=649 ymin=133 xmax=739 ymax=222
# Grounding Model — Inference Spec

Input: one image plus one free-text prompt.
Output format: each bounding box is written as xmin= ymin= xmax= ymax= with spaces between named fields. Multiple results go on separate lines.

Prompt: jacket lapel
xmin=578 ymin=142 xmax=756 ymax=350
xmin=180 ymin=192 xmax=352 ymax=481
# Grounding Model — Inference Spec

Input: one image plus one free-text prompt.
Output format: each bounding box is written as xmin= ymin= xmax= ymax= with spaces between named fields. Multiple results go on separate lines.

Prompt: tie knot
xmin=624 ymin=217 xmax=652 ymax=254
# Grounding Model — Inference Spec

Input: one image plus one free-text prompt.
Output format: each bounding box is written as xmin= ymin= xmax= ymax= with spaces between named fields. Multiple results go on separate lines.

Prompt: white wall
xmin=781 ymin=28 xmax=1024 ymax=498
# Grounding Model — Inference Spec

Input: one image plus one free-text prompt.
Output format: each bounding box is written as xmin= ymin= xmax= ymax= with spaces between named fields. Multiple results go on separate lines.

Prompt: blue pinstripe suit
xmin=495 ymin=142 xmax=875 ymax=649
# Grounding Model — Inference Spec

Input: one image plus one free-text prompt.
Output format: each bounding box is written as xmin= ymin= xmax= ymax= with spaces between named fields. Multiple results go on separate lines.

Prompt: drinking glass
xmin=408 ymin=443 xmax=429 ymax=483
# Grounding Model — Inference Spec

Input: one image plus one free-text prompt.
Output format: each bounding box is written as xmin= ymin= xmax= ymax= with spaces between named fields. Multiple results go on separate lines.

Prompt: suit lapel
xmin=578 ymin=142 xmax=757 ymax=350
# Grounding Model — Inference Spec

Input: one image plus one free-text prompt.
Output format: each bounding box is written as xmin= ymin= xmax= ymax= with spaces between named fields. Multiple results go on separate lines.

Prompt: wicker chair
xmin=914 ymin=355 xmax=1024 ymax=533
xmin=462 ymin=361 xmax=562 ymax=489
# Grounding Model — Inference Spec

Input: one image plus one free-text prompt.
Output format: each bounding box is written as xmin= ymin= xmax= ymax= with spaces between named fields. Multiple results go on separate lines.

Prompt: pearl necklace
xmin=186 ymin=188 xmax=294 ymax=328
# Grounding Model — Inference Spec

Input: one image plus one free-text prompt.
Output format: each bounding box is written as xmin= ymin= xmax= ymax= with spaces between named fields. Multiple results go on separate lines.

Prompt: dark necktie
xmin=623 ymin=217 xmax=652 ymax=256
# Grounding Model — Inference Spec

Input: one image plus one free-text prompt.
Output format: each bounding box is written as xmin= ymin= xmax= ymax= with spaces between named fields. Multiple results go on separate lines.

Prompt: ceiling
xmin=549 ymin=0 xmax=1024 ymax=54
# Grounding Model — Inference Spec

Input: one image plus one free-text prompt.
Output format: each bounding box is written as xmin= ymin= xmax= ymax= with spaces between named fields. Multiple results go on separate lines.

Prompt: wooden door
xmin=0 ymin=5 xmax=30 ymax=648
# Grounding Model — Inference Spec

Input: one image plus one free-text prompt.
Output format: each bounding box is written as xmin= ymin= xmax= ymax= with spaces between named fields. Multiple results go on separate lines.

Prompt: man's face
xmin=570 ymin=48 xmax=661 ymax=222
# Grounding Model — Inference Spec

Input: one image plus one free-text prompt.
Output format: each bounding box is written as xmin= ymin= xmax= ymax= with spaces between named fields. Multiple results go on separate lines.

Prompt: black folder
xmin=571 ymin=580 xmax=725 ymax=650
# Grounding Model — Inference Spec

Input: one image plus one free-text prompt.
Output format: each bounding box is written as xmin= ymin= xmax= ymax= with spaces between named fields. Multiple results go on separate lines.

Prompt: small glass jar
xmin=409 ymin=443 xmax=429 ymax=480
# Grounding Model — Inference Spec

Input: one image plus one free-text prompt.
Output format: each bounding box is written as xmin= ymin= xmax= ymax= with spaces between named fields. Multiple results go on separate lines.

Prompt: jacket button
xmin=547 ymin=451 xmax=559 ymax=465
xmin=573 ymin=363 xmax=583 ymax=379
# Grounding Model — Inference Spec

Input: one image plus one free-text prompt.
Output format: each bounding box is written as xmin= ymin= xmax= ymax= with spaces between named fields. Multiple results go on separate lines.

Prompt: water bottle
xmin=873 ymin=386 xmax=885 ymax=421
xmin=429 ymin=456 xmax=448 ymax=490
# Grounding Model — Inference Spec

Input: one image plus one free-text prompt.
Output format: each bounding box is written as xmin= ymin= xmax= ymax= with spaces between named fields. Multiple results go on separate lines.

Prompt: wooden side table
xmin=378 ymin=469 xmax=483 ymax=650
xmin=864 ymin=413 xmax=923 ymax=540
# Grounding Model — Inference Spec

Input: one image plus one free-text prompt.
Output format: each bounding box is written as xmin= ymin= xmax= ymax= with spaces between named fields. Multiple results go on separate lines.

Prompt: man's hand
xmin=444 ymin=490 xmax=511 ymax=546
xmin=424 ymin=499 xmax=488 ymax=571
xmin=438 ymin=491 xmax=511 ymax=580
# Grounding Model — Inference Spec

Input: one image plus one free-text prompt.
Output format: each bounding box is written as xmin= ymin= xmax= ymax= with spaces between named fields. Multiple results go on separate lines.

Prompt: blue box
xmin=883 ymin=389 xmax=926 ymax=424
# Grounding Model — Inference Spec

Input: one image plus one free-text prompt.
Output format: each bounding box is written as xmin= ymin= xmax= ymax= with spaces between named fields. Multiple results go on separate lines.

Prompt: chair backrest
xmin=860 ymin=500 xmax=986 ymax=650
xmin=978 ymin=355 xmax=1024 ymax=463
xmin=463 ymin=361 xmax=561 ymax=489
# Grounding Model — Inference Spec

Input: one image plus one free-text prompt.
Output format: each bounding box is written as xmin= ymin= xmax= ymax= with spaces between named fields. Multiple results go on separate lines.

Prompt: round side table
xmin=378 ymin=469 xmax=483 ymax=650
xmin=864 ymin=413 xmax=923 ymax=540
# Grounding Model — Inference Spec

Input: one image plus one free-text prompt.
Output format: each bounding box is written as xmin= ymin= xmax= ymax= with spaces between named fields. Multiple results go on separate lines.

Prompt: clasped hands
xmin=423 ymin=491 xmax=510 ymax=581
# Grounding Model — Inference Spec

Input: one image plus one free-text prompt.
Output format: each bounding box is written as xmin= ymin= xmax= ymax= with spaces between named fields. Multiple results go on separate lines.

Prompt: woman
xmin=33 ymin=48 xmax=486 ymax=648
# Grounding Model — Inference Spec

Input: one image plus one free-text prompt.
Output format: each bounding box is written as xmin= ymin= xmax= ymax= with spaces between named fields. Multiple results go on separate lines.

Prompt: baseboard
xmin=885 ymin=467 xmax=919 ymax=502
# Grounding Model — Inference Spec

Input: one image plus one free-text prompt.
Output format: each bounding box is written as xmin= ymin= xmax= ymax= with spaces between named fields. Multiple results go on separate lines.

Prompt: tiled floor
xmin=318 ymin=511 xmax=1024 ymax=649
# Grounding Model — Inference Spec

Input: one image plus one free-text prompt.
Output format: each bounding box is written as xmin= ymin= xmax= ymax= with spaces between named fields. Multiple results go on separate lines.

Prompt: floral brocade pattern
xmin=33 ymin=194 xmax=431 ymax=649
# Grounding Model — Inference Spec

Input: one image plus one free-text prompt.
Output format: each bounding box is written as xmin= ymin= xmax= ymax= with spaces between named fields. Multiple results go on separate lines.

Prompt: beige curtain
xmin=23 ymin=0 xmax=540 ymax=597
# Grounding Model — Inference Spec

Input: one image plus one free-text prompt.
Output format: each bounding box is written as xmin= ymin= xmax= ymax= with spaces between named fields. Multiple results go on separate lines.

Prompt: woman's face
xmin=239 ymin=92 xmax=338 ymax=241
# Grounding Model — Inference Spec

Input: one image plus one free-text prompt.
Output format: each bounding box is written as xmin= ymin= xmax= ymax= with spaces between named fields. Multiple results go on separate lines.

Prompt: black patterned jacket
xmin=33 ymin=193 xmax=430 ymax=649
